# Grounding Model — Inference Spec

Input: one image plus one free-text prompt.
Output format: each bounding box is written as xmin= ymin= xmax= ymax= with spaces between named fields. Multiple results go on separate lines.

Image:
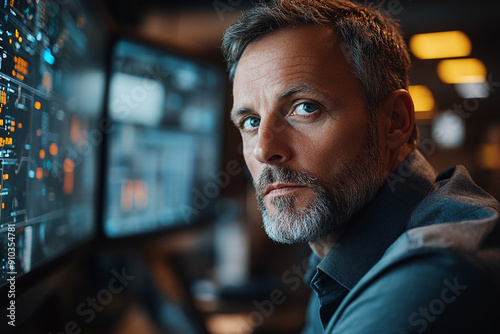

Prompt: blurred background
xmin=1 ymin=0 xmax=499 ymax=333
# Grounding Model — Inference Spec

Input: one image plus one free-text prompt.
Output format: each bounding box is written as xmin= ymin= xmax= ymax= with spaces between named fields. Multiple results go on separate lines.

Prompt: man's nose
xmin=253 ymin=119 xmax=291 ymax=165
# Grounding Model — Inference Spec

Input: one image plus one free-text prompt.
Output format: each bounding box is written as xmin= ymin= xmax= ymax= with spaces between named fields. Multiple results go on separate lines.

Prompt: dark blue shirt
xmin=303 ymin=150 xmax=500 ymax=333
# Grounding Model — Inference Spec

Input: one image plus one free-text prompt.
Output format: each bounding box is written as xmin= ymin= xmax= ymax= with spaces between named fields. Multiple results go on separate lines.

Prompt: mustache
xmin=254 ymin=165 xmax=320 ymax=197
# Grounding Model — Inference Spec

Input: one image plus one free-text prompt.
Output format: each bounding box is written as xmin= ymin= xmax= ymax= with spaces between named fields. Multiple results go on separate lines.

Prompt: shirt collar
xmin=316 ymin=150 xmax=437 ymax=290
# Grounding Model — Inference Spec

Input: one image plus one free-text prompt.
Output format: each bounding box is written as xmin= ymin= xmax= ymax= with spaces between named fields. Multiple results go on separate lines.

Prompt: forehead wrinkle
xmin=239 ymin=52 xmax=352 ymax=90
xmin=242 ymin=54 xmax=319 ymax=72
xmin=237 ymin=59 xmax=329 ymax=98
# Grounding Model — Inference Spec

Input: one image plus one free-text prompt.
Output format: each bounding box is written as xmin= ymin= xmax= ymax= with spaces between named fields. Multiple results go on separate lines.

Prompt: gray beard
xmin=254 ymin=121 xmax=385 ymax=244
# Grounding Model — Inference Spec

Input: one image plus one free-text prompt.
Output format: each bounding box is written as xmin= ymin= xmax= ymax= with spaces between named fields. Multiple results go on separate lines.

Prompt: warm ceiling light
xmin=437 ymin=58 xmax=487 ymax=84
xmin=410 ymin=31 xmax=471 ymax=59
xmin=409 ymin=85 xmax=435 ymax=112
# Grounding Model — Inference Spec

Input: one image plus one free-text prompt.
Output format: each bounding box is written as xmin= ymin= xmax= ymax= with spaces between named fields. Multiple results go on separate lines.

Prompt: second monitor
xmin=103 ymin=38 xmax=226 ymax=239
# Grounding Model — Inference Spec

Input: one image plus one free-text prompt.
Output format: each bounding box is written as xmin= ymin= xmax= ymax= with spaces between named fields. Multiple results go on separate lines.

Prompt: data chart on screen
xmin=0 ymin=0 xmax=107 ymax=288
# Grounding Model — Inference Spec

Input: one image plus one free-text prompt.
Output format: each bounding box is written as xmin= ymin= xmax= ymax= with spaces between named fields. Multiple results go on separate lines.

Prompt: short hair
xmin=222 ymin=0 xmax=418 ymax=146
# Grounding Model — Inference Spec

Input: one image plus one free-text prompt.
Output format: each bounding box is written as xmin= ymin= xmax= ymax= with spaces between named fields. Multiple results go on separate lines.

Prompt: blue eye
xmin=242 ymin=117 xmax=260 ymax=130
xmin=295 ymin=102 xmax=318 ymax=115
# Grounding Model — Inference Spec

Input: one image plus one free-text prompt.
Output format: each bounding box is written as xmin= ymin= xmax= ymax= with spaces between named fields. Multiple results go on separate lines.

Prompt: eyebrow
xmin=230 ymin=106 xmax=251 ymax=123
xmin=230 ymin=83 xmax=326 ymax=122
xmin=280 ymin=84 xmax=320 ymax=99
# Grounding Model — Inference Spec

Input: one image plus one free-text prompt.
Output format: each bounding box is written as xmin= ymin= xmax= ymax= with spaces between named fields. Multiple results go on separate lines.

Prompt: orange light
xmin=77 ymin=17 xmax=86 ymax=28
xmin=410 ymin=31 xmax=471 ymax=59
xmin=34 ymin=101 xmax=41 ymax=110
xmin=409 ymin=85 xmax=436 ymax=120
xmin=14 ymin=56 xmax=28 ymax=75
xmin=49 ymin=143 xmax=58 ymax=156
xmin=17 ymin=123 xmax=22 ymax=128
xmin=2 ymin=203 xmax=4 ymax=209
xmin=42 ymin=72 xmax=53 ymax=92
xmin=39 ymin=149 xmax=45 ymax=159
xmin=206 ymin=314 xmax=253 ymax=334
xmin=3 ymin=174 xmax=8 ymax=180
xmin=63 ymin=158 xmax=75 ymax=194
xmin=0 ymin=91 xmax=6 ymax=105
xmin=64 ymin=158 xmax=75 ymax=173
xmin=36 ymin=168 xmax=43 ymax=180
xmin=437 ymin=58 xmax=487 ymax=84
xmin=134 ymin=181 xmax=149 ymax=209
xmin=70 ymin=115 xmax=81 ymax=143
xmin=477 ymin=144 xmax=500 ymax=170
xmin=0 ymin=120 xmax=3 ymax=126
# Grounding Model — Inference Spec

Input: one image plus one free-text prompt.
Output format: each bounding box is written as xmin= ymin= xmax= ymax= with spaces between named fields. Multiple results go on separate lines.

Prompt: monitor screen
xmin=0 ymin=0 xmax=107 ymax=288
xmin=103 ymin=38 xmax=226 ymax=238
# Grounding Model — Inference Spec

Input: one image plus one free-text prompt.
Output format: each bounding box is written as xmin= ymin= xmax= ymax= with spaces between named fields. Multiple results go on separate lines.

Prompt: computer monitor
xmin=102 ymin=38 xmax=226 ymax=238
xmin=0 ymin=0 xmax=107 ymax=289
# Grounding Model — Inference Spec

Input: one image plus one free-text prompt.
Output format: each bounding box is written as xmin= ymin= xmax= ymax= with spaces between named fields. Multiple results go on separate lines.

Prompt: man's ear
xmin=380 ymin=89 xmax=415 ymax=151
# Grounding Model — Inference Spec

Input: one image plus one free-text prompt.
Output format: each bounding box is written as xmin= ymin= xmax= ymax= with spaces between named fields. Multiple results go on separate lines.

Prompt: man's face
xmin=231 ymin=25 xmax=387 ymax=244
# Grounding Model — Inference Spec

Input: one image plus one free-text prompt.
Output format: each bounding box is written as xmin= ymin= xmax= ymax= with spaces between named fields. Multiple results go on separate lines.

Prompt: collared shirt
xmin=302 ymin=150 xmax=500 ymax=333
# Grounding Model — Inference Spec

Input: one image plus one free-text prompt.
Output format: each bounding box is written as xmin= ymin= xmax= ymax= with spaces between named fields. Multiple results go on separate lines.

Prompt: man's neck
xmin=309 ymin=233 xmax=341 ymax=259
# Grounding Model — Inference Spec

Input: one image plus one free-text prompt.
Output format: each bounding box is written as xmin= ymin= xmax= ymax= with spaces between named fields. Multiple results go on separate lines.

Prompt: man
xmin=222 ymin=0 xmax=500 ymax=333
